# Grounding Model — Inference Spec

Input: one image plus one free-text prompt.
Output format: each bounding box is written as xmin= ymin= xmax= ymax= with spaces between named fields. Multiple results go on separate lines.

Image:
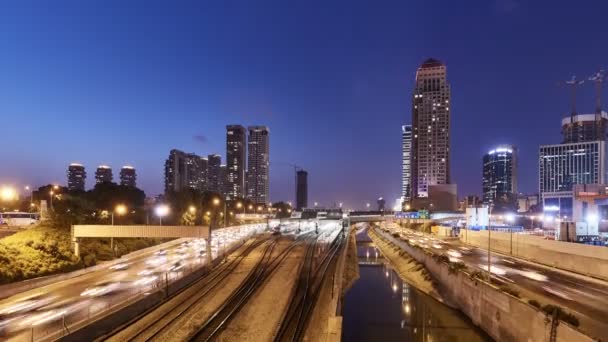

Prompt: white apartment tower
xmin=411 ymin=58 xmax=451 ymax=198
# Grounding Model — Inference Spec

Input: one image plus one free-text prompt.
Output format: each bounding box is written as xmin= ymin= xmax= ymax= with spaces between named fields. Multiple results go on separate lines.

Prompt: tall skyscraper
xmin=296 ymin=170 xmax=308 ymax=210
xmin=411 ymin=58 xmax=451 ymax=199
xmin=164 ymin=149 xmax=207 ymax=194
xmin=401 ymin=125 xmax=413 ymax=203
xmin=95 ymin=165 xmax=113 ymax=184
xmin=67 ymin=163 xmax=86 ymax=191
xmin=199 ymin=157 xmax=209 ymax=192
xmin=482 ymin=145 xmax=518 ymax=204
xmin=207 ymin=154 xmax=222 ymax=194
xmin=119 ymin=166 xmax=137 ymax=187
xmin=246 ymin=126 xmax=270 ymax=204
xmin=226 ymin=125 xmax=246 ymax=199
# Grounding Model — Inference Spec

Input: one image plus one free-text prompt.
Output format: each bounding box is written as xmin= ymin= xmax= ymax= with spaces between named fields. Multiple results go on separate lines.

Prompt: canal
xmin=342 ymin=230 xmax=491 ymax=341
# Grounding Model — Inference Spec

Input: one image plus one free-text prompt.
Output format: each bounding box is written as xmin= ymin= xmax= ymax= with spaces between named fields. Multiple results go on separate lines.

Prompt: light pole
xmin=112 ymin=204 xmax=127 ymax=225
xmin=49 ymin=190 xmax=54 ymax=211
xmin=487 ymin=202 xmax=493 ymax=283
xmin=155 ymin=205 xmax=169 ymax=226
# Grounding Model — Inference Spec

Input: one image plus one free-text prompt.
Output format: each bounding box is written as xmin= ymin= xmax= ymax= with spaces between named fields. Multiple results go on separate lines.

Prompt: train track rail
xmin=274 ymin=233 xmax=344 ymax=342
xmin=104 ymin=235 xmax=271 ymax=342
xmin=188 ymin=234 xmax=311 ymax=342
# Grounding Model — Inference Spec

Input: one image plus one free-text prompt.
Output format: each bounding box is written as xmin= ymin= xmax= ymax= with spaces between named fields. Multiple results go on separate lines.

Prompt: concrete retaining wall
xmin=376 ymin=229 xmax=595 ymax=342
xmin=460 ymin=229 xmax=608 ymax=280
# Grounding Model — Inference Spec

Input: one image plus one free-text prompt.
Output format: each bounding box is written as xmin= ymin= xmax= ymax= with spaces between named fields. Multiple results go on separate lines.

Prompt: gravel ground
xmin=368 ymin=228 xmax=443 ymax=301
xmin=303 ymin=245 xmax=341 ymax=342
xmin=106 ymin=239 xmax=267 ymax=342
xmin=217 ymin=239 xmax=304 ymax=342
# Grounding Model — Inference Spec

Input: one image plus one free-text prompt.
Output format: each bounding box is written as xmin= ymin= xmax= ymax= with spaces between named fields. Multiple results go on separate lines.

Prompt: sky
xmin=2 ymin=0 xmax=608 ymax=209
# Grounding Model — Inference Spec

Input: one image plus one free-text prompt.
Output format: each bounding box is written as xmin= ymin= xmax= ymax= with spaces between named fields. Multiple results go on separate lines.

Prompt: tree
xmin=272 ymin=201 xmax=293 ymax=219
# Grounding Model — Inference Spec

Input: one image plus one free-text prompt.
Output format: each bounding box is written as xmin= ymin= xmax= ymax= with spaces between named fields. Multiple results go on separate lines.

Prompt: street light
xmin=0 ymin=187 xmax=17 ymax=202
xmin=49 ymin=190 xmax=55 ymax=211
xmin=155 ymin=205 xmax=170 ymax=226
xmin=112 ymin=204 xmax=127 ymax=225
xmin=189 ymin=205 xmax=196 ymax=214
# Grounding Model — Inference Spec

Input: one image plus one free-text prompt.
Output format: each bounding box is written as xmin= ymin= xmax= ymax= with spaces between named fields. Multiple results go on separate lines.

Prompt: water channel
xmin=342 ymin=230 xmax=492 ymax=341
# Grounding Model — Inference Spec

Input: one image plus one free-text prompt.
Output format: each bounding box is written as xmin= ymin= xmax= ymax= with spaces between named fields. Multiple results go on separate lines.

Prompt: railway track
xmin=104 ymin=235 xmax=271 ymax=342
xmin=274 ymin=233 xmax=344 ymax=342
xmin=188 ymin=234 xmax=311 ymax=342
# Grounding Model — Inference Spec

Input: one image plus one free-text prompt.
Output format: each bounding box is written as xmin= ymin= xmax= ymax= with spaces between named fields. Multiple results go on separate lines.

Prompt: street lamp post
xmin=487 ymin=203 xmax=493 ymax=283
xmin=155 ymin=205 xmax=169 ymax=226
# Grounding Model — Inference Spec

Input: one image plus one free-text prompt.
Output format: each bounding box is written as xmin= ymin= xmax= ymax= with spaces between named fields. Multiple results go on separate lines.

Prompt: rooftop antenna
xmin=558 ymin=75 xmax=584 ymax=122
xmin=589 ymin=70 xmax=606 ymax=114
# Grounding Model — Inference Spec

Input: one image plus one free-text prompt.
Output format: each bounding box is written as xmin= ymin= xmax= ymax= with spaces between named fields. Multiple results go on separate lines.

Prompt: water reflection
xmin=343 ymin=235 xmax=491 ymax=342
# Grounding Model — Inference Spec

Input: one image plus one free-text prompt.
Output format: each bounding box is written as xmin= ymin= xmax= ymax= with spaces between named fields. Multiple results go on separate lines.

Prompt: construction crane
xmin=589 ymin=69 xmax=606 ymax=114
xmin=558 ymin=75 xmax=585 ymax=122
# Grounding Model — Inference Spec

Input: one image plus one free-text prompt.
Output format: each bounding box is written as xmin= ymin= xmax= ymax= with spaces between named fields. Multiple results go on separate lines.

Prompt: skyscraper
xmin=401 ymin=125 xmax=413 ymax=203
xmin=67 ymin=163 xmax=86 ymax=191
xmin=199 ymin=157 xmax=209 ymax=192
xmin=164 ymin=149 xmax=207 ymax=194
xmin=411 ymin=58 xmax=451 ymax=199
xmin=247 ymin=126 xmax=270 ymax=204
xmin=207 ymin=154 xmax=222 ymax=194
xmin=482 ymin=145 xmax=518 ymax=204
xmin=95 ymin=165 xmax=113 ymax=184
xmin=226 ymin=125 xmax=246 ymax=199
xmin=296 ymin=170 xmax=308 ymax=210
xmin=119 ymin=166 xmax=137 ymax=187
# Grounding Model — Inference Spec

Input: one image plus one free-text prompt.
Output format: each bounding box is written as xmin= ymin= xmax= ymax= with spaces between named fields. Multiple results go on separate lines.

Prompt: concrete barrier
xmin=375 ymin=229 xmax=595 ymax=342
xmin=460 ymin=229 xmax=608 ymax=280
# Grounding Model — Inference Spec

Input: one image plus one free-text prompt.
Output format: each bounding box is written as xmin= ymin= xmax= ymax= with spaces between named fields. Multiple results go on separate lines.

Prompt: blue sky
xmin=2 ymin=0 xmax=608 ymax=208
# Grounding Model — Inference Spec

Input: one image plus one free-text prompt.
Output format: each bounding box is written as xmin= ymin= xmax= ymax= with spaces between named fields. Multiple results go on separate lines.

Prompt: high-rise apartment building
xmin=95 ymin=165 xmax=113 ymax=184
xmin=226 ymin=125 xmax=246 ymax=199
xmin=207 ymin=154 xmax=222 ymax=194
xmin=67 ymin=163 xmax=86 ymax=191
xmin=411 ymin=58 xmax=451 ymax=198
xmin=296 ymin=170 xmax=308 ymax=210
xmin=246 ymin=126 xmax=270 ymax=204
xmin=164 ymin=149 xmax=207 ymax=194
xmin=119 ymin=166 xmax=137 ymax=187
xmin=482 ymin=145 xmax=518 ymax=204
xmin=401 ymin=125 xmax=413 ymax=203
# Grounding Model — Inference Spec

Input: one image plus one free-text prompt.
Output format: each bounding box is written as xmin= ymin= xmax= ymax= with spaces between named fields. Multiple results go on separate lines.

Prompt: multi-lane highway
xmin=0 ymin=224 xmax=265 ymax=342
xmin=377 ymin=224 xmax=608 ymax=339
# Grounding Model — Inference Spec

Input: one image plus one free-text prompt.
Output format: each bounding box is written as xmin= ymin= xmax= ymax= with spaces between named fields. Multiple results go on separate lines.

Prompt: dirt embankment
xmin=342 ymin=229 xmax=359 ymax=296
xmin=368 ymin=228 xmax=443 ymax=302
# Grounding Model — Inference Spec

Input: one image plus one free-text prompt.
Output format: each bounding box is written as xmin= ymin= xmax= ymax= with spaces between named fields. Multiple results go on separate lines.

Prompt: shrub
xmin=499 ymin=285 xmax=520 ymax=298
xmin=448 ymin=261 xmax=467 ymax=275
xmin=528 ymin=299 xmax=541 ymax=308
xmin=542 ymin=304 xmax=580 ymax=327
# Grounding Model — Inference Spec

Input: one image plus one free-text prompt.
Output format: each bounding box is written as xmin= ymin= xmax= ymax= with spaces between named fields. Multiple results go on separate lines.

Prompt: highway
xmin=377 ymin=224 xmax=608 ymax=339
xmin=0 ymin=224 xmax=265 ymax=342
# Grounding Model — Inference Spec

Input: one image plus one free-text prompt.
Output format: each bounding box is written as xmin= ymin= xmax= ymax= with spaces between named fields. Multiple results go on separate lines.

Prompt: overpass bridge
xmin=72 ymin=225 xmax=212 ymax=257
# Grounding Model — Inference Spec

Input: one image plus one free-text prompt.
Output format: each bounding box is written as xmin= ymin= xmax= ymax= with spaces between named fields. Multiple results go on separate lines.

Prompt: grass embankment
xmin=0 ymin=222 xmax=164 ymax=285
xmin=368 ymin=228 xmax=441 ymax=300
